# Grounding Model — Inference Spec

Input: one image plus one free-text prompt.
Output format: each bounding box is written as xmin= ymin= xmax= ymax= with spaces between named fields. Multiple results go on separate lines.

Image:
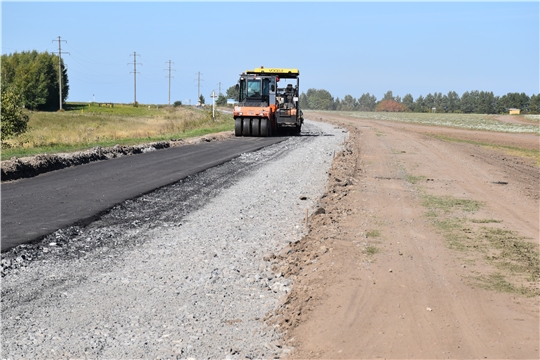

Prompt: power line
xmin=128 ymin=52 xmax=142 ymax=104
xmin=52 ymin=36 xmax=69 ymax=110
xmin=139 ymin=73 xmax=164 ymax=83
xmin=68 ymin=67 xmax=130 ymax=84
xmin=164 ymin=60 xmax=176 ymax=105
xmin=68 ymin=55 xmax=129 ymax=78
xmin=64 ymin=43 xmax=124 ymax=66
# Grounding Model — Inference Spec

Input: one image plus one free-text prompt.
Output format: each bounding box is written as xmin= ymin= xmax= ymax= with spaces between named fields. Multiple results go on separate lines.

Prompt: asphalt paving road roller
xmin=233 ymin=67 xmax=303 ymax=137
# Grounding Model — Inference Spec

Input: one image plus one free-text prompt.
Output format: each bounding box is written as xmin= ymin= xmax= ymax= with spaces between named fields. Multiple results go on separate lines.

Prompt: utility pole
xmin=196 ymin=72 xmax=204 ymax=105
xmin=52 ymin=36 xmax=69 ymax=110
xmin=218 ymin=82 xmax=221 ymax=95
xmin=210 ymin=90 xmax=218 ymax=121
xmin=128 ymin=52 xmax=142 ymax=105
xmin=164 ymin=60 xmax=175 ymax=105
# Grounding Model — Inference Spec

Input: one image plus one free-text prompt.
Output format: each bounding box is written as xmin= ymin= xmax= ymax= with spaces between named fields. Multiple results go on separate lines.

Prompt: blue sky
xmin=2 ymin=1 xmax=539 ymax=105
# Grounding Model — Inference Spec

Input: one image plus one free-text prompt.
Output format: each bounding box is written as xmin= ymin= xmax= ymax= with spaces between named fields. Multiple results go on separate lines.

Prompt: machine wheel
xmin=235 ymin=119 xmax=242 ymax=136
xmin=260 ymin=119 xmax=269 ymax=137
xmin=242 ymin=118 xmax=251 ymax=136
xmin=251 ymin=118 xmax=261 ymax=137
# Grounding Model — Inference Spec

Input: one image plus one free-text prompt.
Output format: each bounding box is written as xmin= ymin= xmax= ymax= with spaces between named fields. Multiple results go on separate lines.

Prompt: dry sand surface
xmin=269 ymin=112 xmax=539 ymax=359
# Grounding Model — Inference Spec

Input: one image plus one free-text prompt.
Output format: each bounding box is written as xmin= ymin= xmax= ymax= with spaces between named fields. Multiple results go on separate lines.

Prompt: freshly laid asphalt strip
xmin=1 ymin=136 xmax=285 ymax=252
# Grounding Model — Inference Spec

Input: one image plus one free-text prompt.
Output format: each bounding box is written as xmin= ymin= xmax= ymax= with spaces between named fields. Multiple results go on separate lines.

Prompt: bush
xmin=375 ymin=99 xmax=408 ymax=112
xmin=216 ymin=95 xmax=227 ymax=106
xmin=1 ymin=88 xmax=30 ymax=142
xmin=173 ymin=100 xmax=182 ymax=107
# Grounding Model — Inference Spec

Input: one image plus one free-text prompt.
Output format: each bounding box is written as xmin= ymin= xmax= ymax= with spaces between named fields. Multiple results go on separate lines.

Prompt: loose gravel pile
xmin=1 ymin=120 xmax=346 ymax=359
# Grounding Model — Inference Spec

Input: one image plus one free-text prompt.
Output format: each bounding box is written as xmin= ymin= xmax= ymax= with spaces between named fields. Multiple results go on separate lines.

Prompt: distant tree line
xmin=214 ymin=83 xmax=539 ymax=114
xmin=1 ymin=50 xmax=69 ymax=111
xmin=299 ymin=89 xmax=540 ymax=114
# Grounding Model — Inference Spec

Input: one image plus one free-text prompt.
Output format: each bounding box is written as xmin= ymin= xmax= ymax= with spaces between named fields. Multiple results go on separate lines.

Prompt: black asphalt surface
xmin=1 ymin=137 xmax=285 ymax=252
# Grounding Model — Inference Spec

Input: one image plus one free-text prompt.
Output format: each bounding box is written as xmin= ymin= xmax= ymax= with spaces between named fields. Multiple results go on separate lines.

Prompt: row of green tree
xmin=1 ymin=50 xmax=69 ymax=111
xmin=219 ymin=84 xmax=538 ymax=114
xmin=299 ymin=89 xmax=539 ymax=114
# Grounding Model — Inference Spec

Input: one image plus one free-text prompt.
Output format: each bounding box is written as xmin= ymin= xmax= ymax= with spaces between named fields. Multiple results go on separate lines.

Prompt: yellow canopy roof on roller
xmin=246 ymin=67 xmax=299 ymax=78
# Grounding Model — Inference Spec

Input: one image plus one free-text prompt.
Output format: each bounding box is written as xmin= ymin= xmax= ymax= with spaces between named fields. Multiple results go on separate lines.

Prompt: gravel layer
xmin=1 ymin=120 xmax=346 ymax=359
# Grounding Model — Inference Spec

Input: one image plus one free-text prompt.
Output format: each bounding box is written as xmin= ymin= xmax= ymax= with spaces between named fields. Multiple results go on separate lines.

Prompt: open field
xmin=271 ymin=111 xmax=539 ymax=358
xmin=1 ymin=103 xmax=234 ymax=160
xmin=333 ymin=111 xmax=540 ymax=134
xmin=310 ymin=111 xmax=540 ymax=166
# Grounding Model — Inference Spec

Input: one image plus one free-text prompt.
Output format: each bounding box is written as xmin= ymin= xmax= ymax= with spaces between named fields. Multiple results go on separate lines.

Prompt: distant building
xmin=509 ymin=108 xmax=521 ymax=115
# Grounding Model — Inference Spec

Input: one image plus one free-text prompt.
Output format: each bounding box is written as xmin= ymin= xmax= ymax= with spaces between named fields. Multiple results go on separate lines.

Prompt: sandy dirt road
xmin=270 ymin=112 xmax=539 ymax=359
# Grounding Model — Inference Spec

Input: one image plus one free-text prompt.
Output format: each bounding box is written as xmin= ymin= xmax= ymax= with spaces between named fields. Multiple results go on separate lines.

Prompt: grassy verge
xmin=1 ymin=103 xmax=234 ymax=160
xmin=428 ymin=135 xmax=540 ymax=166
xmin=330 ymin=111 xmax=540 ymax=134
xmin=524 ymin=114 xmax=540 ymax=123
xmin=406 ymin=177 xmax=540 ymax=297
